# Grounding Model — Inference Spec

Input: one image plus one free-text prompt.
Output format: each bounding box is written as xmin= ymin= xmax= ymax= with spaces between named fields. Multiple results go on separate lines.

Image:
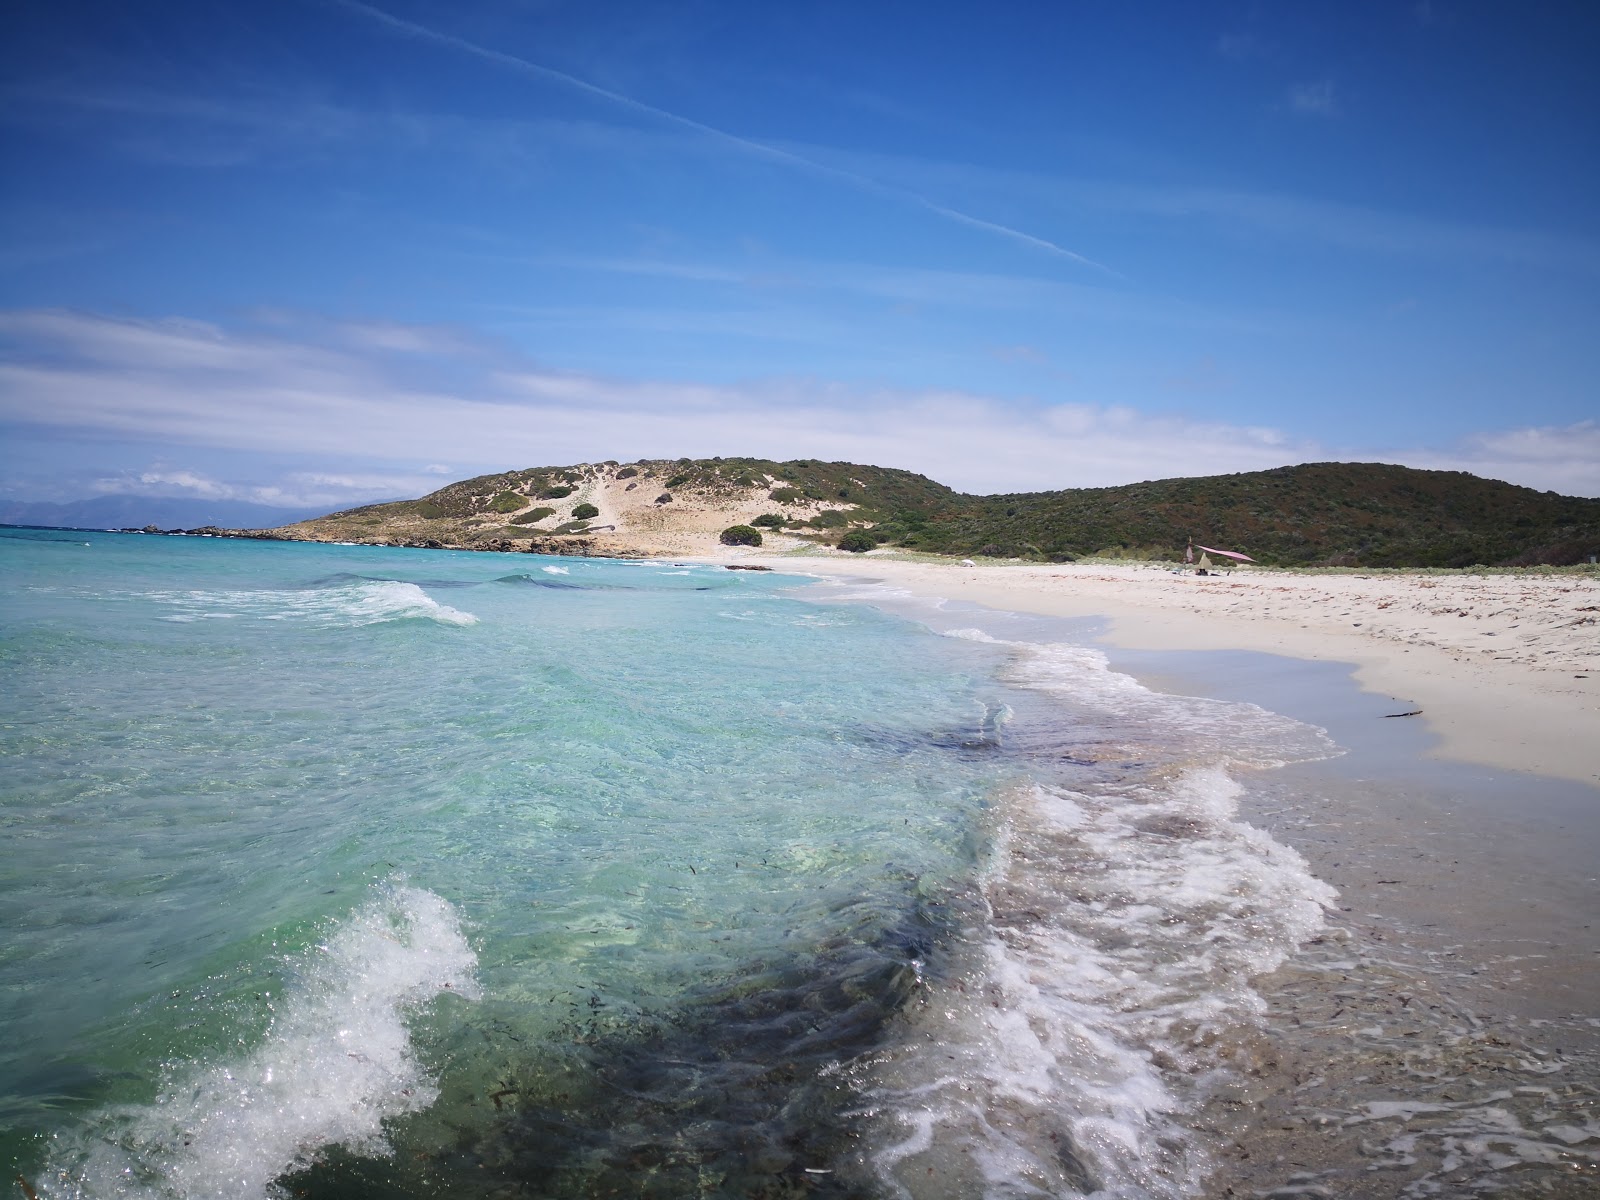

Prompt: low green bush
xmin=810 ymin=509 xmax=849 ymax=528
xmin=539 ymin=484 xmax=575 ymax=500
xmin=838 ymin=530 xmax=875 ymax=553
xmin=720 ymin=525 xmax=763 ymax=547
xmin=489 ymin=491 xmax=525 ymax=513
xmin=751 ymin=513 xmax=785 ymax=528
xmin=510 ymin=507 xmax=557 ymax=525
xmin=615 ymin=467 xmax=638 ymax=479
xmin=572 ymin=502 xmax=599 ymax=520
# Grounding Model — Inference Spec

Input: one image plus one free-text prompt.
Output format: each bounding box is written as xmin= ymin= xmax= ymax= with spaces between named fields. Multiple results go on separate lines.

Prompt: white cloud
xmin=135 ymin=470 xmax=233 ymax=498
xmin=83 ymin=464 xmax=437 ymax=509
xmin=2 ymin=308 xmax=1595 ymax=499
xmin=1393 ymin=422 xmax=1600 ymax=499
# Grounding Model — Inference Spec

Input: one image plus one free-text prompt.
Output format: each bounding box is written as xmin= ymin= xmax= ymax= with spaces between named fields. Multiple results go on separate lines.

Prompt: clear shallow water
xmin=3 ymin=531 xmax=1362 ymax=1198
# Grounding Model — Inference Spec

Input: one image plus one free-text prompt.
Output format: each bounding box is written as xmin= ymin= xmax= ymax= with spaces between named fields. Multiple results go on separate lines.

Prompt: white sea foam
xmin=36 ymin=885 xmax=479 ymax=1200
xmin=149 ymin=580 xmax=478 ymax=627
xmin=856 ymin=634 xmax=1339 ymax=1198
xmin=541 ymin=565 xmax=569 ymax=575
xmin=943 ymin=628 xmax=1337 ymax=767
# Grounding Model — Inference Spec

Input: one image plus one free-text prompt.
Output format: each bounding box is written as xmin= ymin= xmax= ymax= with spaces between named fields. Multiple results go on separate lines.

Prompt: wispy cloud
xmin=763 ymin=147 xmax=1600 ymax=277
xmin=1287 ymin=80 xmax=1338 ymax=116
xmin=4 ymin=308 xmax=1596 ymax=497
xmin=332 ymin=0 xmax=1112 ymax=273
xmin=515 ymin=253 xmax=1280 ymax=334
xmin=82 ymin=465 xmax=445 ymax=509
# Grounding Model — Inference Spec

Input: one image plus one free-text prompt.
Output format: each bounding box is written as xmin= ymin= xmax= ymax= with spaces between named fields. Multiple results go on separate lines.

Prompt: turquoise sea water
xmin=3 ymin=530 xmax=1348 ymax=1199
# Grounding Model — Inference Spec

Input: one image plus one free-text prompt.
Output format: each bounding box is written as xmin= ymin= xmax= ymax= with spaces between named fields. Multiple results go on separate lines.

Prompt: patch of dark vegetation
xmin=751 ymin=513 xmax=785 ymax=528
xmin=538 ymin=484 xmax=576 ymax=500
xmin=837 ymin=530 xmax=875 ymax=553
xmin=571 ymin=503 xmax=599 ymax=520
xmin=919 ymin=462 xmax=1600 ymax=567
xmin=720 ymin=525 xmax=763 ymax=547
xmin=615 ymin=466 xmax=638 ymax=479
xmin=488 ymin=491 xmax=526 ymax=514
xmin=510 ymin=507 xmax=556 ymax=526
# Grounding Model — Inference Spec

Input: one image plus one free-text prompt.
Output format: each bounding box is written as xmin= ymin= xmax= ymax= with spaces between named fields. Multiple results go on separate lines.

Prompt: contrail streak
xmin=333 ymin=0 xmax=1112 ymax=273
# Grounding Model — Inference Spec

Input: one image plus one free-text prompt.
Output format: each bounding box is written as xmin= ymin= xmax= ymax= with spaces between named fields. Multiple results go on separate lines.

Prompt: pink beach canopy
xmin=1194 ymin=545 xmax=1255 ymax=562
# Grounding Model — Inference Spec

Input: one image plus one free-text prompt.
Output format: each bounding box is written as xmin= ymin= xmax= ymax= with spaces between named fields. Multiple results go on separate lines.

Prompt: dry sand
xmin=708 ymin=551 xmax=1600 ymax=788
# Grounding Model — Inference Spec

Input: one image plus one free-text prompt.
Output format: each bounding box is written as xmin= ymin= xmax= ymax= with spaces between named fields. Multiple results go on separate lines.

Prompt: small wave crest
xmin=35 ymin=885 xmax=479 ymax=1200
xmin=858 ymin=769 xmax=1337 ymax=1199
xmin=150 ymin=580 xmax=478 ymax=627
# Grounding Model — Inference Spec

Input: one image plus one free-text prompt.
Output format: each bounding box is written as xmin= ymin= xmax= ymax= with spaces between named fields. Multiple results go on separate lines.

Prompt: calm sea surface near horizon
xmin=3 ymin=529 xmax=1593 ymax=1199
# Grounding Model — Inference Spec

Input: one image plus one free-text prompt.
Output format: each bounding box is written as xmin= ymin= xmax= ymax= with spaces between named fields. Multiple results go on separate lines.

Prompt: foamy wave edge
xmin=851 ymin=630 xmax=1340 ymax=1198
xmin=150 ymin=580 xmax=478 ymax=627
xmin=36 ymin=884 xmax=480 ymax=1200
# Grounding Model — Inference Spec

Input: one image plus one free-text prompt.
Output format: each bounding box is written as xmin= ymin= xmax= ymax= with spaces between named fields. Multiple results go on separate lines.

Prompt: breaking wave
xmin=149 ymin=580 xmax=479 ymax=627
xmin=846 ymin=631 xmax=1340 ymax=1198
xmin=34 ymin=885 xmax=479 ymax=1200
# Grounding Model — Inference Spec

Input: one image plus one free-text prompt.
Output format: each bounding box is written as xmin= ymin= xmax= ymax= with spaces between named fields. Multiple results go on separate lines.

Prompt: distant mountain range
xmin=0 ymin=495 xmax=333 ymax=532
xmin=268 ymin=458 xmax=1600 ymax=568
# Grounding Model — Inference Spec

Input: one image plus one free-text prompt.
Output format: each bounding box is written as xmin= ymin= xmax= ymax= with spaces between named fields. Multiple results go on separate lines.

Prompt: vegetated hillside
xmin=276 ymin=457 xmax=959 ymax=556
xmin=275 ymin=458 xmax=1600 ymax=568
xmin=911 ymin=462 xmax=1600 ymax=567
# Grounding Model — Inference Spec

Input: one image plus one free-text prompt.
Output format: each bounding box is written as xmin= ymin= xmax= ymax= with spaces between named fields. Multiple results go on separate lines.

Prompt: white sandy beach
xmin=729 ymin=553 xmax=1600 ymax=788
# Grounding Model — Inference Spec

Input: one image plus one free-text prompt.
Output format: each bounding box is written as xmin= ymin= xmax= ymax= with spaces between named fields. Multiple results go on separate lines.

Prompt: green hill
xmin=912 ymin=462 xmax=1600 ymax=567
xmin=285 ymin=458 xmax=1600 ymax=568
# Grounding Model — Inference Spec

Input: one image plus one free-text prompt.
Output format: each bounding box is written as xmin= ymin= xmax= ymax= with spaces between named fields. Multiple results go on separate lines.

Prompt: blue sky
xmin=2 ymin=0 xmax=1597 ymax=511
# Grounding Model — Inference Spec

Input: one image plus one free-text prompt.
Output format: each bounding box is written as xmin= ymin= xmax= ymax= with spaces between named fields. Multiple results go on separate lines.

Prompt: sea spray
xmin=850 ymin=766 xmax=1338 ymax=1199
xmin=35 ymin=885 xmax=478 ymax=1200
xmin=829 ymin=630 xmax=1340 ymax=1198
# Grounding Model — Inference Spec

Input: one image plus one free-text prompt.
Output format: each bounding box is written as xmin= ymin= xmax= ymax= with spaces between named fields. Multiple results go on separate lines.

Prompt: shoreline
xmin=49 ymin=526 xmax=1600 ymax=787
xmin=769 ymin=548 xmax=1600 ymax=1195
xmin=744 ymin=553 xmax=1600 ymax=788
